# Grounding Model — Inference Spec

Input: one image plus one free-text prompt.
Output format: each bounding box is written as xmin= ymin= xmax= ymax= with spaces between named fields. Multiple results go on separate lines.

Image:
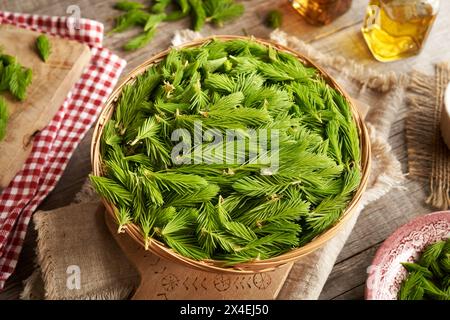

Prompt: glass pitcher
xmin=362 ymin=0 xmax=440 ymax=62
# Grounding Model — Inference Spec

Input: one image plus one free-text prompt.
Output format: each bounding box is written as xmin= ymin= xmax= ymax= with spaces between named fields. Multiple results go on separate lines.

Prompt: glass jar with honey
xmin=362 ymin=0 xmax=440 ymax=62
xmin=291 ymin=0 xmax=353 ymax=25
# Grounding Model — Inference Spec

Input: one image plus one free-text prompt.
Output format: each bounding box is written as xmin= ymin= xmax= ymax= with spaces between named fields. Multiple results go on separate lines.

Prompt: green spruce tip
xmin=110 ymin=9 xmax=151 ymax=34
xmin=92 ymin=38 xmax=363 ymax=263
xmin=113 ymin=1 xmax=145 ymax=12
xmin=36 ymin=35 xmax=51 ymax=62
xmin=124 ymin=28 xmax=157 ymax=51
xmin=266 ymin=10 xmax=283 ymax=29
xmin=120 ymin=12 xmax=167 ymax=50
xmin=189 ymin=0 xmax=207 ymax=31
xmin=204 ymin=0 xmax=244 ymax=27
xmin=0 ymin=52 xmax=33 ymax=101
xmin=398 ymin=238 xmax=450 ymax=300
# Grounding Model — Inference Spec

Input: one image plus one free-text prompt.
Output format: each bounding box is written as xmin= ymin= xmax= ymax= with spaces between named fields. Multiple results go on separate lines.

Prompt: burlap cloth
xmin=406 ymin=63 xmax=450 ymax=210
xmin=21 ymin=30 xmax=408 ymax=299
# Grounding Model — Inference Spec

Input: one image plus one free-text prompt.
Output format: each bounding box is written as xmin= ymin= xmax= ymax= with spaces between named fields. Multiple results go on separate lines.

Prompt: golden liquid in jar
xmin=362 ymin=0 xmax=438 ymax=62
xmin=291 ymin=0 xmax=352 ymax=25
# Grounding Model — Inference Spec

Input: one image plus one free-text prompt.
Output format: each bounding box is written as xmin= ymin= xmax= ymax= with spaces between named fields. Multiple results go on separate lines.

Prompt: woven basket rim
xmin=91 ymin=35 xmax=372 ymax=274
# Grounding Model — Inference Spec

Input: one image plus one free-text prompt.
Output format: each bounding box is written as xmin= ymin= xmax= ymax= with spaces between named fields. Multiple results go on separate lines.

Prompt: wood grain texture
xmin=1 ymin=0 xmax=449 ymax=300
xmin=0 ymin=25 xmax=91 ymax=188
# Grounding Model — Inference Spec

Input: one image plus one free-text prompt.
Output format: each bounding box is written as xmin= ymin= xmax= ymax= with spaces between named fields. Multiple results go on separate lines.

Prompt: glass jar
xmin=291 ymin=0 xmax=353 ymax=25
xmin=362 ymin=0 xmax=440 ymax=62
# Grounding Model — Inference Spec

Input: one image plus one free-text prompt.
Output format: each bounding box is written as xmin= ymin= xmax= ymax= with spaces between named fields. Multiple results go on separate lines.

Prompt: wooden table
xmin=1 ymin=0 xmax=449 ymax=300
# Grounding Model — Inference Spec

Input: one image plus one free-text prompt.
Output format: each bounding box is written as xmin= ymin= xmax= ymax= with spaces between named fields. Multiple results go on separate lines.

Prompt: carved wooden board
xmin=105 ymin=212 xmax=293 ymax=300
xmin=0 ymin=24 xmax=91 ymax=188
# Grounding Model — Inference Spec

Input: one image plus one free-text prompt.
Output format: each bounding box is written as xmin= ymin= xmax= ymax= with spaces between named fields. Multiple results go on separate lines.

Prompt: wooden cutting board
xmin=0 ymin=24 xmax=91 ymax=189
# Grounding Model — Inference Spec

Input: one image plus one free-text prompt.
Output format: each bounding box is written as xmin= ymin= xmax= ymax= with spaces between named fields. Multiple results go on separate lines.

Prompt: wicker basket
xmin=91 ymin=35 xmax=371 ymax=274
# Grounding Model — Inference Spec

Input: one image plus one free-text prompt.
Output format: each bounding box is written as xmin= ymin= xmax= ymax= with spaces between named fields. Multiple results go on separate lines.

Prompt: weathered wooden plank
xmin=330 ymin=284 xmax=365 ymax=300
xmin=319 ymin=245 xmax=380 ymax=300
xmin=336 ymin=179 xmax=433 ymax=263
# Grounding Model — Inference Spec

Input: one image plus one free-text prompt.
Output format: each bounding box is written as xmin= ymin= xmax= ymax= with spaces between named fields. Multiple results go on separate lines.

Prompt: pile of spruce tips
xmin=112 ymin=0 xmax=244 ymax=51
xmin=91 ymin=39 xmax=362 ymax=265
xmin=399 ymin=238 xmax=450 ymax=300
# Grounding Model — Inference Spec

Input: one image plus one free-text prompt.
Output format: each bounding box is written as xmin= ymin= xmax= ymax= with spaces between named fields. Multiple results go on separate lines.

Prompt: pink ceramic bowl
xmin=365 ymin=211 xmax=450 ymax=300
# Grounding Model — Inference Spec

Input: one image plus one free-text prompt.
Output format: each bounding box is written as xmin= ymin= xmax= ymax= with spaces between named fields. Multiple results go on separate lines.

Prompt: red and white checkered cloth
xmin=0 ymin=11 xmax=126 ymax=289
